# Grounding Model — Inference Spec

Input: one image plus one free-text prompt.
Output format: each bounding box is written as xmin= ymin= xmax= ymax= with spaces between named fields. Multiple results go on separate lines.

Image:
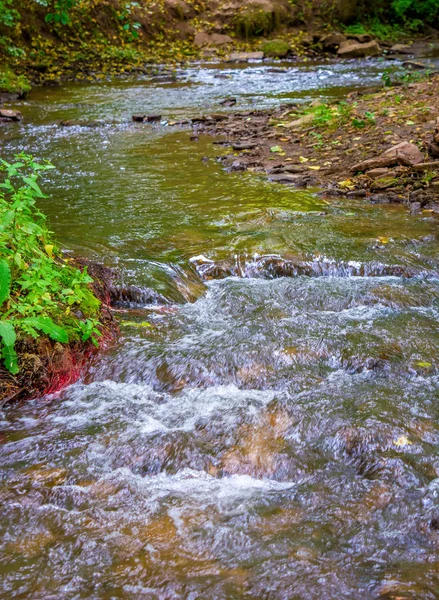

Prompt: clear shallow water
xmin=1 ymin=60 xmax=439 ymax=599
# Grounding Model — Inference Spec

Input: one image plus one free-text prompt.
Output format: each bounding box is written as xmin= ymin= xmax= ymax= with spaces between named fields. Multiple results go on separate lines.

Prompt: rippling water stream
xmin=1 ymin=58 xmax=439 ymax=599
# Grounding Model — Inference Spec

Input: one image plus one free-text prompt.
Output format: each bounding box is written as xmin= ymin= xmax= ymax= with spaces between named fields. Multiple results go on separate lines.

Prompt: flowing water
xmin=1 ymin=58 xmax=439 ymax=599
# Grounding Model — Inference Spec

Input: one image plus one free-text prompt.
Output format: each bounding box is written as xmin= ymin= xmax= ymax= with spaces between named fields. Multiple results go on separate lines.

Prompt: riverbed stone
xmin=382 ymin=141 xmax=425 ymax=166
xmin=352 ymin=141 xmax=424 ymax=172
xmin=366 ymin=167 xmax=390 ymax=179
xmin=232 ymin=141 xmax=260 ymax=150
xmin=410 ymin=201 xmax=421 ymax=214
xmin=227 ymin=51 xmax=264 ymax=62
xmin=194 ymin=32 xmax=233 ymax=47
xmin=268 ymin=173 xmax=301 ymax=184
xmin=285 ymin=113 xmax=315 ymax=130
xmin=347 ymin=33 xmax=373 ymax=43
xmin=319 ymin=33 xmax=347 ymax=51
xmin=0 ymin=108 xmax=22 ymax=121
xmin=337 ymin=40 xmax=381 ymax=58
xmin=390 ymin=43 xmax=413 ymax=54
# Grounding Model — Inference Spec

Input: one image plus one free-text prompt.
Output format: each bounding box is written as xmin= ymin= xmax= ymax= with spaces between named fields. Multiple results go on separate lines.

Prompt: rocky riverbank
xmin=1 ymin=0 xmax=439 ymax=93
xmin=190 ymin=74 xmax=439 ymax=211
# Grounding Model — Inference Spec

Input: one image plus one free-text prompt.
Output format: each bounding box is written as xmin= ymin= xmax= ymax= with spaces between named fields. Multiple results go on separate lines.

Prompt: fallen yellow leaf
xmin=378 ymin=236 xmax=389 ymax=244
xmin=393 ymin=435 xmax=412 ymax=447
xmin=338 ymin=179 xmax=356 ymax=190
xmin=299 ymin=156 xmax=309 ymax=163
xmin=45 ymin=244 xmax=54 ymax=259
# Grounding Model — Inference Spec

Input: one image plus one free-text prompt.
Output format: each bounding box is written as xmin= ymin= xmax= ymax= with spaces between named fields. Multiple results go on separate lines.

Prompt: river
xmin=1 ymin=57 xmax=439 ymax=599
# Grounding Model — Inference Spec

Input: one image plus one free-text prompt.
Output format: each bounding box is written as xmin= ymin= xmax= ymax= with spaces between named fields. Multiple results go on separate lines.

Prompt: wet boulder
xmin=319 ymin=32 xmax=347 ymax=52
xmin=337 ymin=40 xmax=381 ymax=58
xmin=0 ymin=108 xmax=22 ymax=122
xmin=219 ymin=97 xmax=237 ymax=106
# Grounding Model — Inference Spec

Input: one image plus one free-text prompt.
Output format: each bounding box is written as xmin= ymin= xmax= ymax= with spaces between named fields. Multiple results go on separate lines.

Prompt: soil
xmin=189 ymin=74 xmax=439 ymax=209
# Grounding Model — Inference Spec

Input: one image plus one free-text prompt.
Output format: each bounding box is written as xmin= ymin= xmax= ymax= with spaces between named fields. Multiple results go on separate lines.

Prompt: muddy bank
xmin=190 ymin=74 xmax=439 ymax=209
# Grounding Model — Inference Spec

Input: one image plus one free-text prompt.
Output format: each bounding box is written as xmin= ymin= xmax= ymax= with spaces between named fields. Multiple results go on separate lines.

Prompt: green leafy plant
xmin=391 ymin=0 xmax=439 ymax=24
xmin=33 ymin=0 xmax=78 ymax=25
xmin=365 ymin=111 xmax=376 ymax=125
xmin=119 ymin=1 xmax=141 ymax=40
xmin=352 ymin=117 xmax=366 ymax=129
xmin=306 ymin=101 xmax=352 ymax=130
xmin=0 ymin=154 xmax=102 ymax=374
xmin=312 ymin=104 xmax=334 ymax=127
xmin=0 ymin=0 xmax=19 ymax=28
xmin=382 ymin=71 xmax=392 ymax=87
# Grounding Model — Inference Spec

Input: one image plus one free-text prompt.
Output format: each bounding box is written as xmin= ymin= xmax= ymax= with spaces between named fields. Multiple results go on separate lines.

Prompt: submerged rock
xmin=131 ymin=114 xmax=162 ymax=123
xmin=110 ymin=285 xmax=167 ymax=307
xmin=219 ymin=97 xmax=237 ymax=107
xmin=268 ymin=173 xmax=301 ymax=184
xmin=59 ymin=119 xmax=104 ymax=127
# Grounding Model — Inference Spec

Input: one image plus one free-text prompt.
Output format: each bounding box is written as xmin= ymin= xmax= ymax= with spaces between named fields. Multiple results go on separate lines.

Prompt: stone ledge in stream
xmin=190 ymin=254 xmax=423 ymax=280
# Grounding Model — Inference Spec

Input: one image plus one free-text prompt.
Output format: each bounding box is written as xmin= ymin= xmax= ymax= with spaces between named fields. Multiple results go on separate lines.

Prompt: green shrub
xmin=0 ymin=154 xmax=102 ymax=374
xmin=391 ymin=0 xmax=439 ymax=24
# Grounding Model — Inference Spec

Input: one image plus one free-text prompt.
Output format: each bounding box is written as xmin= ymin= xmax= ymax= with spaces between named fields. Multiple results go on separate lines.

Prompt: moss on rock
xmin=261 ymin=39 xmax=290 ymax=57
